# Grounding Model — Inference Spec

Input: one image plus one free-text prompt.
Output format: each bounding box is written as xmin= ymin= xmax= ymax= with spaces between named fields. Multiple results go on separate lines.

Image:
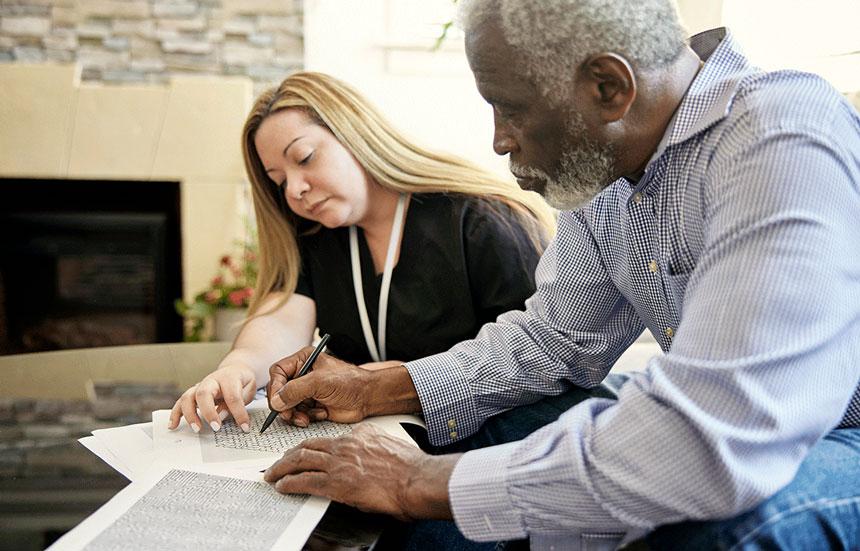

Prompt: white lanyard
xmin=349 ymin=193 xmax=407 ymax=362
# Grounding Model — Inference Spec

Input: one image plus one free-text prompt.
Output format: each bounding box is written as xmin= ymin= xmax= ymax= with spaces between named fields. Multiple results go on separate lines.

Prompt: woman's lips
xmin=307 ymin=198 xmax=328 ymax=214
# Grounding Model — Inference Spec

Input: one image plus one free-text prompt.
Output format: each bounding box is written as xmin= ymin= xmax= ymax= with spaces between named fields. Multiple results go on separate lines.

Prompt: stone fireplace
xmin=0 ymin=63 xmax=254 ymax=350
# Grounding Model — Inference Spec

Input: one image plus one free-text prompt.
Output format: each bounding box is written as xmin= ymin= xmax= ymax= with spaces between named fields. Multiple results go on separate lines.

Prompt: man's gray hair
xmin=457 ymin=0 xmax=687 ymax=102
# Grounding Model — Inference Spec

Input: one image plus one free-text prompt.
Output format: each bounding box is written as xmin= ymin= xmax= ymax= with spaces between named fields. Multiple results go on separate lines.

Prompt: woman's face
xmin=254 ymin=108 xmax=373 ymax=228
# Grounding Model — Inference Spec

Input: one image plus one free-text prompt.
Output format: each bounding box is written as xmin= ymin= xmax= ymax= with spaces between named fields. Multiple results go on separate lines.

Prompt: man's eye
xmin=494 ymin=104 xmax=518 ymax=119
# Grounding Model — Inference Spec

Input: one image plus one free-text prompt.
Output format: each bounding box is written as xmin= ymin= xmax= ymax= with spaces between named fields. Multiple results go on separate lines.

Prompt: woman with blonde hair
xmin=169 ymin=71 xmax=555 ymax=434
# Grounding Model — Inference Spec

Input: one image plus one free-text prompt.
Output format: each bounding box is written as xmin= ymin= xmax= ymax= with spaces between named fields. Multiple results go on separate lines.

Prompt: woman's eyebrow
xmin=265 ymin=136 xmax=306 ymax=174
xmin=282 ymin=135 xmax=305 ymax=157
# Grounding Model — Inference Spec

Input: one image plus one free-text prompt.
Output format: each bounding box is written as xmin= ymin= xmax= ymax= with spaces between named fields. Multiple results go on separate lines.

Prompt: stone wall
xmin=0 ymin=0 xmax=303 ymax=95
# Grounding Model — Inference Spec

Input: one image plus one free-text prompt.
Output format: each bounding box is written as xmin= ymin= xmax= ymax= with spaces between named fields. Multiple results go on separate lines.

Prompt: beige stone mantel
xmin=0 ymin=63 xmax=254 ymax=301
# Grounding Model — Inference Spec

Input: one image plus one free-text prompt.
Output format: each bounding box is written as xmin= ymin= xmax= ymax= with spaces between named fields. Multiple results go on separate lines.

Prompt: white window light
xmin=722 ymin=0 xmax=860 ymax=92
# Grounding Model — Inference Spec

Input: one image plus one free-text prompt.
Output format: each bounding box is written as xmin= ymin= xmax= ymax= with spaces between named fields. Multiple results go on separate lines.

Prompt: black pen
xmin=259 ymin=333 xmax=331 ymax=434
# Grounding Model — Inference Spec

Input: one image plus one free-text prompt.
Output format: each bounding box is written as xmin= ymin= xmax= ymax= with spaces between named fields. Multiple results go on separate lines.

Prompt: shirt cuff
xmin=405 ymin=352 xmax=481 ymax=447
xmin=448 ymin=441 xmax=527 ymax=542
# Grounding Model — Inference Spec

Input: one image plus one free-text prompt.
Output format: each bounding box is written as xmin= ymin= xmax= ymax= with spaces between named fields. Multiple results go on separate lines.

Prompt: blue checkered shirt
xmin=405 ymin=28 xmax=860 ymax=547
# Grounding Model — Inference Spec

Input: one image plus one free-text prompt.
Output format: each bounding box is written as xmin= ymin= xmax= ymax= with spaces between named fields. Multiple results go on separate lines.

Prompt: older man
xmin=259 ymin=1 xmax=860 ymax=548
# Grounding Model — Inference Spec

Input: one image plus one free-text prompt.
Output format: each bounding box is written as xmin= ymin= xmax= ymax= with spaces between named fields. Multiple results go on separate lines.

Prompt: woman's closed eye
xmin=298 ymin=151 xmax=314 ymax=166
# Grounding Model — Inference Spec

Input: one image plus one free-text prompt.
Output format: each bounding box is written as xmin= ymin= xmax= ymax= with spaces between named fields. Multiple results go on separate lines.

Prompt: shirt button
xmin=449 ymin=431 xmax=458 ymax=440
xmin=648 ymin=260 xmax=659 ymax=273
xmin=447 ymin=419 xmax=457 ymax=429
xmin=665 ymin=327 xmax=675 ymax=338
xmin=632 ymin=192 xmax=643 ymax=204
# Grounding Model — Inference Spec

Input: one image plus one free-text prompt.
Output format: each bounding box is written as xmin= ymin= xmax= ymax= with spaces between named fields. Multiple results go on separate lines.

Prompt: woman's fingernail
xmin=210 ymin=421 xmax=221 ymax=432
xmin=219 ymin=409 xmax=229 ymax=421
xmin=241 ymin=423 xmax=250 ymax=433
xmin=191 ymin=423 xmax=200 ymax=433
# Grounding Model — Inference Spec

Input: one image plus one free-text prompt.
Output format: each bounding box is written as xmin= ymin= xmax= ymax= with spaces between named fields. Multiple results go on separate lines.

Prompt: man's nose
xmin=492 ymin=123 xmax=519 ymax=156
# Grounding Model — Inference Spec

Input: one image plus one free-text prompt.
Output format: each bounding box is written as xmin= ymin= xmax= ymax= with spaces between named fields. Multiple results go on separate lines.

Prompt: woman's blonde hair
xmin=242 ymin=71 xmax=556 ymax=316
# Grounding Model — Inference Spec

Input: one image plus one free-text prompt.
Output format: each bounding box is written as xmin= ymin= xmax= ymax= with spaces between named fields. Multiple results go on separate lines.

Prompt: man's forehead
xmin=464 ymin=16 xmax=511 ymax=65
xmin=465 ymin=19 xmax=533 ymax=97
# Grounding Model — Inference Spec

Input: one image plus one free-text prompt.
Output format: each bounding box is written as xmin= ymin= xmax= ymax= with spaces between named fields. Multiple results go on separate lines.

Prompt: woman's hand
xmin=168 ymin=364 xmax=257 ymax=433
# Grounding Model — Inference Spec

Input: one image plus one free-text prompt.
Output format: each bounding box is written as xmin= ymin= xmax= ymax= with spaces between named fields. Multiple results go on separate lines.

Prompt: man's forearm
xmin=402 ymin=453 xmax=461 ymax=520
xmin=365 ymin=365 xmax=423 ymax=417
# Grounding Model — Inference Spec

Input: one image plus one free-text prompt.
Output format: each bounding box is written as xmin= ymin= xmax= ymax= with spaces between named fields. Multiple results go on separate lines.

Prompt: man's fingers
xmin=307 ymin=408 xmax=328 ymax=421
xmin=268 ymin=347 xmax=313 ymax=402
xmin=273 ymin=472 xmax=330 ymax=496
xmin=299 ymin=437 xmax=336 ymax=451
xmin=291 ymin=410 xmax=310 ymax=428
xmin=271 ymin=373 xmax=317 ymax=411
xmin=264 ymin=446 xmax=333 ymax=482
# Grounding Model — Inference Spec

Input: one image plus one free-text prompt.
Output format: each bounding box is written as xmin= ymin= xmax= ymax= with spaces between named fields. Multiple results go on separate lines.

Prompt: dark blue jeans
xmin=645 ymin=427 xmax=860 ymax=550
xmin=385 ymin=376 xmax=860 ymax=550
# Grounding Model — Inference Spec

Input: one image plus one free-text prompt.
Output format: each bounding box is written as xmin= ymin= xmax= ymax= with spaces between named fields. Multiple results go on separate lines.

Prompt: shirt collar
xmin=645 ymin=28 xmax=761 ymax=167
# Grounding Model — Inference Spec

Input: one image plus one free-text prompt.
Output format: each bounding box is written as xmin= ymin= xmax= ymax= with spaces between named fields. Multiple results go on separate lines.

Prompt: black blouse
xmin=294 ymin=193 xmax=543 ymax=365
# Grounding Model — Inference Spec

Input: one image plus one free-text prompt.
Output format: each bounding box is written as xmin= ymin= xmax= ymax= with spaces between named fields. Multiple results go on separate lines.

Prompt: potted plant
xmin=175 ymin=240 xmax=258 ymax=342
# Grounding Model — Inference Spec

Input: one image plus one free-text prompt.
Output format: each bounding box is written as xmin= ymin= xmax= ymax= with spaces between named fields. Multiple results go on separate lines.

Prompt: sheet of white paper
xmin=78 ymin=436 xmax=133 ymax=480
xmin=152 ymin=400 xmax=424 ymax=471
xmin=47 ymin=462 xmax=329 ymax=551
xmin=91 ymin=423 xmax=154 ymax=481
xmin=153 ymin=410 xmax=354 ymax=470
xmin=364 ymin=414 xmax=427 ymax=437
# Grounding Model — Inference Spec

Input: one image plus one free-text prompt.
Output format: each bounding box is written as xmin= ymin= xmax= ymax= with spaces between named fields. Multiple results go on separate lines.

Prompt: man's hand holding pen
xmin=266 ymin=347 xmax=424 ymax=427
xmin=264 ymin=346 xmax=456 ymax=520
xmin=266 ymin=348 xmax=372 ymax=427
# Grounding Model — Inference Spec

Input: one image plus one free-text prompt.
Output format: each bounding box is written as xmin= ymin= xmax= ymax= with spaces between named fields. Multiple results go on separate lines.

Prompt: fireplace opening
xmin=0 ymin=179 xmax=183 ymax=355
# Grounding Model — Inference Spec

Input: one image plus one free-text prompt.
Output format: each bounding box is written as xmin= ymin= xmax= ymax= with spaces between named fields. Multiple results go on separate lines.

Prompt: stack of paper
xmin=62 ymin=392 xmax=424 ymax=551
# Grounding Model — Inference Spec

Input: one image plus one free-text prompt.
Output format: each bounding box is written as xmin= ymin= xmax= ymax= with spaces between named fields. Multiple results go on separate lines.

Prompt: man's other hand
xmin=264 ymin=424 xmax=459 ymax=520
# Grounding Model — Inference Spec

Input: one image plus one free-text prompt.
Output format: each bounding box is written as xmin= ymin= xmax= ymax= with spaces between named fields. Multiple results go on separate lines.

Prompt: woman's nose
xmin=286 ymin=177 xmax=310 ymax=200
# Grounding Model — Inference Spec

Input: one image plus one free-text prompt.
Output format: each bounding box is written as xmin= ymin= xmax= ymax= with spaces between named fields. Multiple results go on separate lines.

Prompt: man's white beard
xmin=510 ymin=114 xmax=615 ymax=211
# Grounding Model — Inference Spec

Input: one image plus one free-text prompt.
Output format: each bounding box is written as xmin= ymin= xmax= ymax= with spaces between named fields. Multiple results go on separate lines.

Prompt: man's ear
xmin=580 ymin=53 xmax=636 ymax=123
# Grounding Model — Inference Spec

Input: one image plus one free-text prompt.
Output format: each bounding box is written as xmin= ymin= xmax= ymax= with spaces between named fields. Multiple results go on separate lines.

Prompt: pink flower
xmin=220 ymin=255 xmax=232 ymax=267
xmin=204 ymin=290 xmax=221 ymax=304
xmin=211 ymin=276 xmax=224 ymax=287
xmin=228 ymin=289 xmax=246 ymax=307
xmin=244 ymin=251 xmax=256 ymax=263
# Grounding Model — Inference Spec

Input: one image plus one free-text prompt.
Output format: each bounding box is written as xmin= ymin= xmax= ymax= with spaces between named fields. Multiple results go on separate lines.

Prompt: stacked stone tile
xmin=0 ymin=381 xmax=180 ymax=478
xmin=0 ymin=0 xmax=303 ymax=94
